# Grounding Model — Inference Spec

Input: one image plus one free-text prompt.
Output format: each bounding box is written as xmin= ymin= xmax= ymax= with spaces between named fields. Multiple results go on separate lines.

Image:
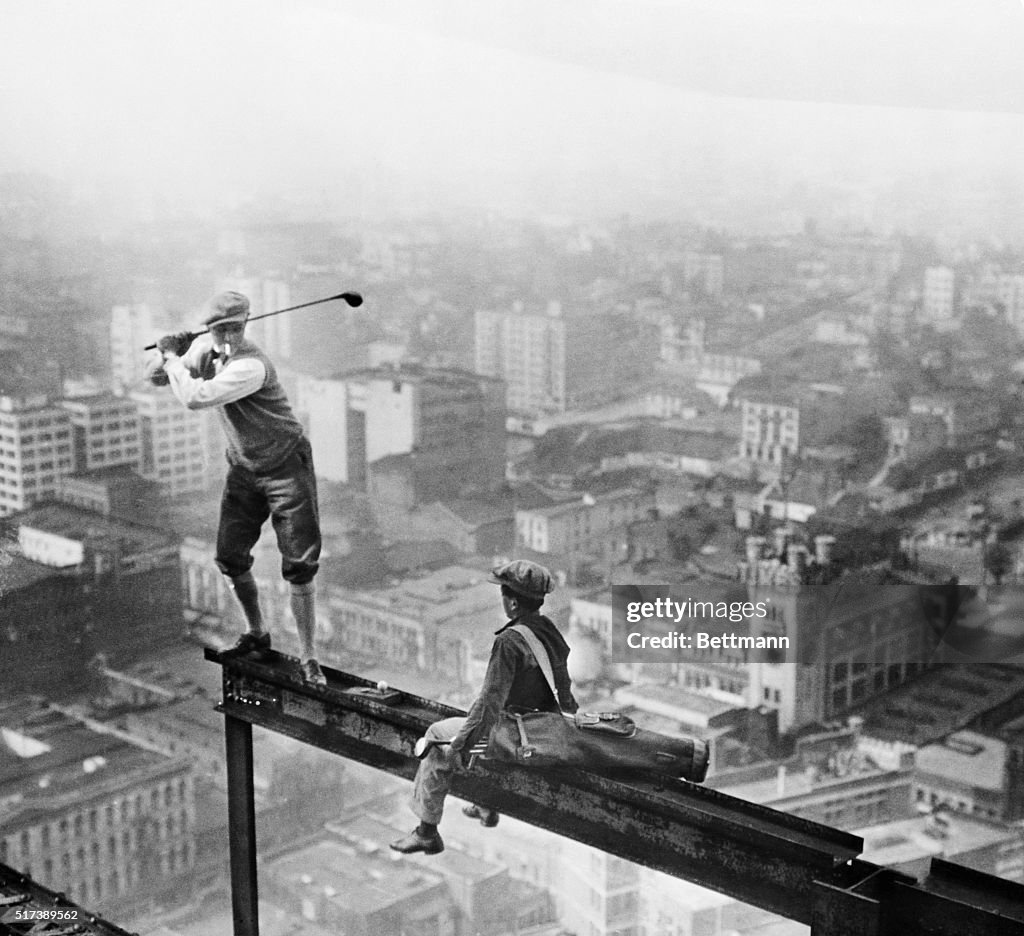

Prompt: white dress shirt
xmin=163 ymin=335 xmax=267 ymax=410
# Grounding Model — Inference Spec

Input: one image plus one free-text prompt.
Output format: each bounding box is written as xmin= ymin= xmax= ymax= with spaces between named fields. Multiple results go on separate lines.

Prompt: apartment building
xmin=0 ymin=393 xmax=74 ymax=516
xmin=61 ymin=395 xmax=142 ymax=473
xmin=129 ymin=388 xmax=208 ymax=496
xmin=0 ymin=700 xmax=196 ymax=919
xmin=474 ymin=302 xmax=566 ymax=417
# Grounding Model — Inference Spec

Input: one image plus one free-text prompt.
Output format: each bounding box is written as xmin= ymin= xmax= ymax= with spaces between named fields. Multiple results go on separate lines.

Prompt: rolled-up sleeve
xmin=164 ymin=356 xmax=266 ymax=409
xmin=451 ymin=632 xmax=524 ymax=755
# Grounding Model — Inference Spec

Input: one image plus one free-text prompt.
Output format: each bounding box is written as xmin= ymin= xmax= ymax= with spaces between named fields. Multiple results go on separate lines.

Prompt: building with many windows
xmin=297 ymin=364 xmax=506 ymax=502
xmin=559 ymin=839 xmax=643 ymax=936
xmin=475 ymin=301 xmax=566 ymax=417
xmin=325 ymin=566 xmax=500 ymax=683
xmin=515 ymin=487 xmax=656 ymax=566
xmin=57 ymin=464 xmax=162 ymax=520
xmin=739 ymin=535 xmax=945 ymax=734
xmin=0 ymin=393 xmax=74 ymax=516
xmin=921 ymin=265 xmax=956 ymax=328
xmin=739 ymin=396 xmax=800 ymax=466
xmin=129 ymin=388 xmax=208 ymax=496
xmin=60 ymin=395 xmax=142 ymax=474
xmin=0 ymin=699 xmax=196 ymax=920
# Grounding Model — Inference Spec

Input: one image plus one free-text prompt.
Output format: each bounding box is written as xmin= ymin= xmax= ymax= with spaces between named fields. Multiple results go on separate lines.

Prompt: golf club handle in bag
xmin=486 ymin=708 xmax=709 ymax=782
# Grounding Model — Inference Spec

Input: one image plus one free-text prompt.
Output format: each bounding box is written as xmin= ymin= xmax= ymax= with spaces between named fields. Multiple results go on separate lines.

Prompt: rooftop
xmin=148 ymin=900 xmax=335 ymax=936
xmin=7 ymin=501 xmax=176 ymax=556
xmin=60 ymin=394 xmax=138 ymax=409
xmin=334 ymin=361 xmax=503 ymax=389
xmin=517 ymin=486 xmax=650 ymax=518
xmin=854 ymin=660 xmax=1024 ymax=746
xmin=712 ymin=753 xmax=894 ymax=805
xmin=336 ymin=564 xmax=502 ymax=644
xmin=383 ymin=538 xmax=461 ymax=574
xmin=0 ymin=699 xmax=178 ymax=824
xmin=266 ymin=838 xmax=445 ymax=915
xmin=437 ymin=494 xmax=516 ymax=527
xmin=855 ymin=810 xmax=1019 ymax=872
xmin=0 ymin=551 xmax=69 ymax=592
xmin=327 ymin=812 xmax=506 ymax=883
xmin=915 ymin=731 xmax=1007 ymax=791
xmin=614 ymin=683 xmax=740 ymax=729
xmin=61 ymin=464 xmax=150 ymax=482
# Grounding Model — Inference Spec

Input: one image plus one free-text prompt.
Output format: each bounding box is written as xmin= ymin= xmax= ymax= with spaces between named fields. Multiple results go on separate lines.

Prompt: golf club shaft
xmin=143 ymin=291 xmax=362 ymax=350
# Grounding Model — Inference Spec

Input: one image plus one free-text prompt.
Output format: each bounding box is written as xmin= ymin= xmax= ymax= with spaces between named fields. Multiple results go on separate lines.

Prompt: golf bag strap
xmin=514 ymin=712 xmax=531 ymax=751
xmin=510 ymin=624 xmax=561 ymax=711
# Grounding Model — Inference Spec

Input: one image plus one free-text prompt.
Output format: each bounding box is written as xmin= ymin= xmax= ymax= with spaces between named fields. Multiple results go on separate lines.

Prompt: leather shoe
xmin=462 ymin=804 xmax=500 ymax=827
xmin=221 ymin=632 xmax=271 ymax=659
xmin=390 ymin=829 xmax=444 ymax=855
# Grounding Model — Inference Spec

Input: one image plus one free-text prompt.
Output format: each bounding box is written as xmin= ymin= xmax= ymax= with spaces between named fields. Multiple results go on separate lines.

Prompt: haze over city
xmin=2 ymin=0 xmax=1023 ymax=228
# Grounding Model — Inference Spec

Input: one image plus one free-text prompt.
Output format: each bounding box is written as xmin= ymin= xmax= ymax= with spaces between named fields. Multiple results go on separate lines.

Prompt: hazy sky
xmin=1 ymin=1 xmax=1023 ymax=219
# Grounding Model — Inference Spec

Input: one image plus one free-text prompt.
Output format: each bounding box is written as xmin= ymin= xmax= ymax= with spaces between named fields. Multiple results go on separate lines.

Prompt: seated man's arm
xmin=450 ymin=633 xmax=522 ymax=759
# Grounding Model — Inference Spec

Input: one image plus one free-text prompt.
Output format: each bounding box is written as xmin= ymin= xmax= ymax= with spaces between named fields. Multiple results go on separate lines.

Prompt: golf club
xmin=143 ymin=291 xmax=363 ymax=350
xmin=414 ymin=737 xmax=450 ymax=758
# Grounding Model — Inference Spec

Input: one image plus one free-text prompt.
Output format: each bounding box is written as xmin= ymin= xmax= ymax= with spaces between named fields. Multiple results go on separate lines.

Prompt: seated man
xmin=390 ymin=559 xmax=577 ymax=855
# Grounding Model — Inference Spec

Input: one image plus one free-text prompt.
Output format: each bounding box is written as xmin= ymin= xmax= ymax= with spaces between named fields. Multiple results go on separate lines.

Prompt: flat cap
xmin=202 ymin=291 xmax=250 ymax=328
xmin=488 ymin=559 xmax=555 ymax=601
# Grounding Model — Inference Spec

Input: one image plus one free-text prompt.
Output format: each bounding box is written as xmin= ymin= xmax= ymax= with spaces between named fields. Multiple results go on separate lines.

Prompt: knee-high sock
xmin=290 ymin=581 xmax=318 ymax=661
xmin=228 ymin=571 xmax=264 ymax=636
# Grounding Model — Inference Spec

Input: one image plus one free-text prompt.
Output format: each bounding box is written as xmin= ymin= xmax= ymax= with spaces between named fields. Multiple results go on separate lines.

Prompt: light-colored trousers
xmin=411 ymin=716 xmax=467 ymax=825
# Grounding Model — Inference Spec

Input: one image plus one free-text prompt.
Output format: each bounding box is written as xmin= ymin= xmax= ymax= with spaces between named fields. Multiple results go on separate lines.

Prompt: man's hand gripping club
xmin=157 ymin=332 xmax=197 ymax=360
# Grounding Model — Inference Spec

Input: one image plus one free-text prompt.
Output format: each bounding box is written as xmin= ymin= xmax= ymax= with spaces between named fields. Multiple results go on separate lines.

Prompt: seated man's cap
xmin=488 ymin=559 xmax=555 ymax=601
xmin=202 ymin=291 xmax=250 ymax=328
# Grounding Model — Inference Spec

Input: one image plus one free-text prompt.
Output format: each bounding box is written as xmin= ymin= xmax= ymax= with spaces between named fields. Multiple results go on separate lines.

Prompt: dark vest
xmin=200 ymin=341 xmax=305 ymax=473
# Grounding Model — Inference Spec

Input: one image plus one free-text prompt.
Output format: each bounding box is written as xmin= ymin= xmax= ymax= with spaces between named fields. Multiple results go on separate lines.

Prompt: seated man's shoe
xmin=301 ymin=658 xmax=327 ymax=686
xmin=462 ymin=804 xmax=500 ymax=827
xmin=221 ymin=632 xmax=271 ymax=659
xmin=389 ymin=829 xmax=444 ymax=855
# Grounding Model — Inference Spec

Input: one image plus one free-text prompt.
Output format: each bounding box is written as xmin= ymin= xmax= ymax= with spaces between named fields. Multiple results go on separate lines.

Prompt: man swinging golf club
xmin=149 ymin=290 xmax=327 ymax=685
